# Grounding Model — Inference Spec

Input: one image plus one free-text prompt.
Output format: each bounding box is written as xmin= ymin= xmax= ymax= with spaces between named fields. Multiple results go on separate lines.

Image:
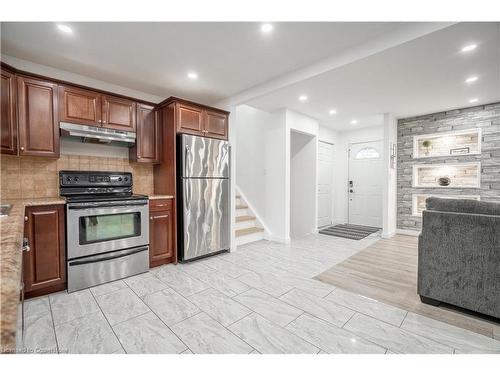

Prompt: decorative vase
xmin=437 ymin=177 xmax=451 ymax=187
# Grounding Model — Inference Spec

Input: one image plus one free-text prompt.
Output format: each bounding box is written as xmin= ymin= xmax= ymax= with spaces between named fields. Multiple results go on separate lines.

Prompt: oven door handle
xmin=68 ymin=246 xmax=148 ymax=266
xmin=67 ymin=201 xmax=149 ymax=210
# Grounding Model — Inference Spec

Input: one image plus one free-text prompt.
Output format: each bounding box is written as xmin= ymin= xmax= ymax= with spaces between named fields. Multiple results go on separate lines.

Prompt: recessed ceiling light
xmin=350 ymin=120 xmax=358 ymax=124
xmin=56 ymin=24 xmax=73 ymax=34
xmin=299 ymin=95 xmax=308 ymax=102
xmin=260 ymin=24 xmax=273 ymax=33
xmin=328 ymin=109 xmax=337 ymax=115
xmin=469 ymin=98 xmax=478 ymax=103
xmin=187 ymin=71 xmax=198 ymax=80
xmin=465 ymin=76 xmax=478 ymax=83
xmin=461 ymin=44 xmax=477 ymax=53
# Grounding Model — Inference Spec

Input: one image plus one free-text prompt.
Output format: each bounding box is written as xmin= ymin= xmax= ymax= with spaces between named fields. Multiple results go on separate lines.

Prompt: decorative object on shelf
xmin=422 ymin=140 xmax=432 ymax=156
xmin=437 ymin=176 xmax=451 ymax=186
xmin=412 ymin=162 xmax=481 ymax=188
xmin=413 ymin=128 xmax=481 ymax=159
xmin=450 ymin=147 xmax=470 ymax=155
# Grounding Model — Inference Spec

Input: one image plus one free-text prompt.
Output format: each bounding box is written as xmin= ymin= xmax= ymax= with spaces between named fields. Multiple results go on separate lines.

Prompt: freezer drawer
xmin=67 ymin=246 xmax=149 ymax=292
xmin=182 ymin=178 xmax=230 ymax=260
xmin=181 ymin=134 xmax=229 ymax=178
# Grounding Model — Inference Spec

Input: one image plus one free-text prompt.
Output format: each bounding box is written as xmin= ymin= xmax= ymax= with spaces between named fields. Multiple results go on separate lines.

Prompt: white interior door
xmin=348 ymin=140 xmax=383 ymax=228
xmin=317 ymin=141 xmax=334 ymax=227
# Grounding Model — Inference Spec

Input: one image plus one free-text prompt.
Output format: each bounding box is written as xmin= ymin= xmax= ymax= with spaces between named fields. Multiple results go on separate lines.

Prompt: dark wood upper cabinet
xmin=149 ymin=199 xmax=175 ymax=267
xmin=59 ymin=85 xmax=101 ymax=127
xmin=1 ymin=68 xmax=17 ymax=155
xmin=173 ymin=100 xmax=228 ymax=140
xmin=17 ymin=76 xmax=59 ymax=158
xmin=205 ymin=110 xmax=228 ymax=140
xmin=130 ymin=103 xmax=160 ymax=163
xmin=23 ymin=204 xmax=66 ymax=297
xmin=176 ymin=103 xmax=204 ymax=136
xmin=102 ymin=95 xmax=136 ymax=131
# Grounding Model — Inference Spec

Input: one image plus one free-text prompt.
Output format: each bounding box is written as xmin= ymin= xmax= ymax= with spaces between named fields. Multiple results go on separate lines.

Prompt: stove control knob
xmin=124 ymin=177 xmax=128 ymax=182
xmin=66 ymin=176 xmax=71 ymax=182
xmin=118 ymin=177 xmax=123 ymax=182
xmin=74 ymin=177 xmax=79 ymax=182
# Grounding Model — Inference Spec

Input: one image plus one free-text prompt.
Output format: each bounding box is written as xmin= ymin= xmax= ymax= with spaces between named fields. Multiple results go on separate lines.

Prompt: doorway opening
xmin=290 ymin=130 xmax=317 ymax=238
xmin=348 ymin=140 xmax=383 ymax=228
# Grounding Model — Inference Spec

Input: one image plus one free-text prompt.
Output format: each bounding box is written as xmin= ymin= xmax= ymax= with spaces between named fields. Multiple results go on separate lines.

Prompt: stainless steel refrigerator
xmin=178 ymin=134 xmax=230 ymax=261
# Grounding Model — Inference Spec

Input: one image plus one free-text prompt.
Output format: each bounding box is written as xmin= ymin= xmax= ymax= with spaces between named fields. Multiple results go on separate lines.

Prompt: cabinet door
xmin=149 ymin=205 xmax=174 ymax=267
xmin=17 ymin=76 xmax=59 ymax=157
xmin=102 ymin=95 xmax=136 ymax=131
xmin=204 ymin=110 xmax=228 ymax=140
xmin=23 ymin=205 xmax=66 ymax=294
xmin=176 ymin=103 xmax=204 ymax=136
xmin=1 ymin=69 xmax=17 ymax=155
xmin=59 ymin=85 xmax=101 ymax=127
xmin=132 ymin=104 xmax=159 ymax=163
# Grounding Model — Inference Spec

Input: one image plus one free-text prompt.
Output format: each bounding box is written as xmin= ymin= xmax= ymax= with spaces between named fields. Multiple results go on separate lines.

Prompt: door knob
xmin=20 ymin=146 xmax=25 ymax=151
xmin=349 ymin=189 xmax=354 ymax=193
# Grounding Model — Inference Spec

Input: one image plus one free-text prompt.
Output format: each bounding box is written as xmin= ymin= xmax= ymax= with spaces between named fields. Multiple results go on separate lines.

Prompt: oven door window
xmin=79 ymin=212 xmax=141 ymax=245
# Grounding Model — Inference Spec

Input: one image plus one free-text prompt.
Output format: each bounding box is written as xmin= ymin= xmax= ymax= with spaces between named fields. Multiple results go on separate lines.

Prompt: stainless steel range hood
xmin=60 ymin=122 xmax=136 ymax=145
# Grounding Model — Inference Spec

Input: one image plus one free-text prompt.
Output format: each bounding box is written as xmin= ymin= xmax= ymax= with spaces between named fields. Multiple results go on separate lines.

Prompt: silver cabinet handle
xmin=23 ymin=245 xmax=30 ymax=252
xmin=20 ymin=146 xmax=25 ymax=151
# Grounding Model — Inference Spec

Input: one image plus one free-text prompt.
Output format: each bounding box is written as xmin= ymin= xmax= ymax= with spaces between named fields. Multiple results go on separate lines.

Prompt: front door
xmin=348 ymin=140 xmax=383 ymax=227
xmin=317 ymin=141 xmax=334 ymax=227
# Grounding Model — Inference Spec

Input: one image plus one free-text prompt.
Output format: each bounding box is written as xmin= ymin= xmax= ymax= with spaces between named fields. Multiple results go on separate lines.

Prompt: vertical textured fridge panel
xmin=182 ymin=134 xmax=229 ymax=178
xmin=183 ymin=178 xmax=230 ymax=260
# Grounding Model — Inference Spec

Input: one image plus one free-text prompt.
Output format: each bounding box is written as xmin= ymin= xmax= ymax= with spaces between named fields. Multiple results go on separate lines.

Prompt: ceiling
xmin=1 ymin=22 xmax=406 ymax=105
xmin=246 ymin=22 xmax=500 ymax=130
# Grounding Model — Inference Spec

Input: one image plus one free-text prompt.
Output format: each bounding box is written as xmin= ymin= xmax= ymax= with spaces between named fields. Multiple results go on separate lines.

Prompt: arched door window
xmin=355 ymin=147 xmax=380 ymax=159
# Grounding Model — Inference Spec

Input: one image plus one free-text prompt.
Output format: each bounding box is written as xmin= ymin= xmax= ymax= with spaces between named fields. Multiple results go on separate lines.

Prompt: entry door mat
xmin=319 ymin=224 xmax=380 ymax=240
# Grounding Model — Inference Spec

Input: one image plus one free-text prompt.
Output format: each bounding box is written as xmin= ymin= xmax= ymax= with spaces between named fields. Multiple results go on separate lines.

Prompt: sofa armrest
xmin=418 ymin=210 xmax=500 ymax=318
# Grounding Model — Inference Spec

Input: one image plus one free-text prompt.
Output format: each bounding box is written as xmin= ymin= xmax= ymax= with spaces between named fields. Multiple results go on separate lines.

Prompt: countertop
xmin=0 ymin=197 xmax=65 ymax=353
xmin=148 ymin=195 xmax=174 ymax=200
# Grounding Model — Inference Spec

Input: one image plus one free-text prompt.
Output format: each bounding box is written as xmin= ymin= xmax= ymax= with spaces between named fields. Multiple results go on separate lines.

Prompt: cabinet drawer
xmin=149 ymin=199 xmax=173 ymax=211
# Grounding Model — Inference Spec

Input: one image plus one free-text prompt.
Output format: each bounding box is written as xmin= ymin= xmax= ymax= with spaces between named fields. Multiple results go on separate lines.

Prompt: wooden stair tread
xmin=236 ymin=227 xmax=264 ymax=237
xmin=236 ymin=215 xmax=256 ymax=222
xmin=236 ymin=204 xmax=248 ymax=209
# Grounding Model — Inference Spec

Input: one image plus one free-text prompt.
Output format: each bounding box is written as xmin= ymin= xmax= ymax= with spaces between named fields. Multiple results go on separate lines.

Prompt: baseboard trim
xmin=264 ymin=233 xmax=291 ymax=243
xmin=381 ymin=230 xmax=396 ymax=239
xmin=396 ymin=228 xmax=421 ymax=237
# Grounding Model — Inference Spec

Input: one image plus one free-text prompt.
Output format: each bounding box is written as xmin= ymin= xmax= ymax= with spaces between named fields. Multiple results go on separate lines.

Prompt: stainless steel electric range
xmin=60 ymin=170 xmax=149 ymax=292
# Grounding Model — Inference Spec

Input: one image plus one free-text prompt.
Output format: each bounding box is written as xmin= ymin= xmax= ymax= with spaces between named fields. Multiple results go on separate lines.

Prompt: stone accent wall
xmin=397 ymin=102 xmax=500 ymax=231
xmin=0 ymin=154 xmax=154 ymax=200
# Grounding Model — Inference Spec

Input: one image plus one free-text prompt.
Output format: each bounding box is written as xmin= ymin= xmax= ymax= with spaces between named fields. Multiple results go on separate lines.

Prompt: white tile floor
xmin=17 ymin=233 xmax=500 ymax=354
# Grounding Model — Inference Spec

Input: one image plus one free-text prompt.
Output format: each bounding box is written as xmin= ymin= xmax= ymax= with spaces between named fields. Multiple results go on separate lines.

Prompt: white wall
xmin=382 ymin=114 xmax=398 ymax=237
xmin=285 ymin=110 xmax=319 ymax=239
xmin=234 ymin=105 xmax=270 ymax=220
xmin=234 ymin=106 xmax=320 ymax=242
xmin=333 ymin=126 xmax=384 ymax=224
xmin=290 ymin=131 xmax=317 ymax=237
xmin=264 ymin=109 xmax=288 ymax=240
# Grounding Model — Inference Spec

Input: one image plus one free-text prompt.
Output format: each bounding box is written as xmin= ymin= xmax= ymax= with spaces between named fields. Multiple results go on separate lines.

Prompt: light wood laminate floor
xmin=316 ymin=235 xmax=500 ymax=340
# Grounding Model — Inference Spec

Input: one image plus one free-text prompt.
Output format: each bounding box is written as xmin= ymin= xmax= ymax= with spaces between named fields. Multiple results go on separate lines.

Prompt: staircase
xmin=235 ymin=192 xmax=264 ymax=246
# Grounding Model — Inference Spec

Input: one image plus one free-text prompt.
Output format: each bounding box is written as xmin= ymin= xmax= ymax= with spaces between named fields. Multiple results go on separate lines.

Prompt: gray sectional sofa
xmin=417 ymin=197 xmax=500 ymax=319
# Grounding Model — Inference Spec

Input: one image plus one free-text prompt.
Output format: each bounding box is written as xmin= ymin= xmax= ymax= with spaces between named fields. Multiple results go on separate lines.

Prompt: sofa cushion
xmin=425 ymin=197 xmax=500 ymax=216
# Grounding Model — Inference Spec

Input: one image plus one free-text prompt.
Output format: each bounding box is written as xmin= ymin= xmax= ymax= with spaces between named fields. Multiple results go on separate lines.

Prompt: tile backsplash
xmin=0 ymin=154 xmax=154 ymax=200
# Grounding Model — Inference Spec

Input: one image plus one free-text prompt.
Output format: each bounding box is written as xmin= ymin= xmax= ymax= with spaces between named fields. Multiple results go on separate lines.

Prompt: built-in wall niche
xmin=412 ymin=162 xmax=481 ymax=188
xmin=413 ymin=129 xmax=481 ymax=159
xmin=412 ymin=194 xmax=481 ymax=216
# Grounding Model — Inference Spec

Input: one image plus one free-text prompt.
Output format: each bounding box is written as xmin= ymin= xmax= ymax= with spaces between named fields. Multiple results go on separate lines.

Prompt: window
xmin=355 ymin=147 xmax=380 ymax=159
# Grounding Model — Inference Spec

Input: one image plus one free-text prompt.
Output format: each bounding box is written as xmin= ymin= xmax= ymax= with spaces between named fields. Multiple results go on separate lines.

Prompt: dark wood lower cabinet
xmin=23 ymin=204 xmax=66 ymax=298
xmin=149 ymin=199 xmax=176 ymax=267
